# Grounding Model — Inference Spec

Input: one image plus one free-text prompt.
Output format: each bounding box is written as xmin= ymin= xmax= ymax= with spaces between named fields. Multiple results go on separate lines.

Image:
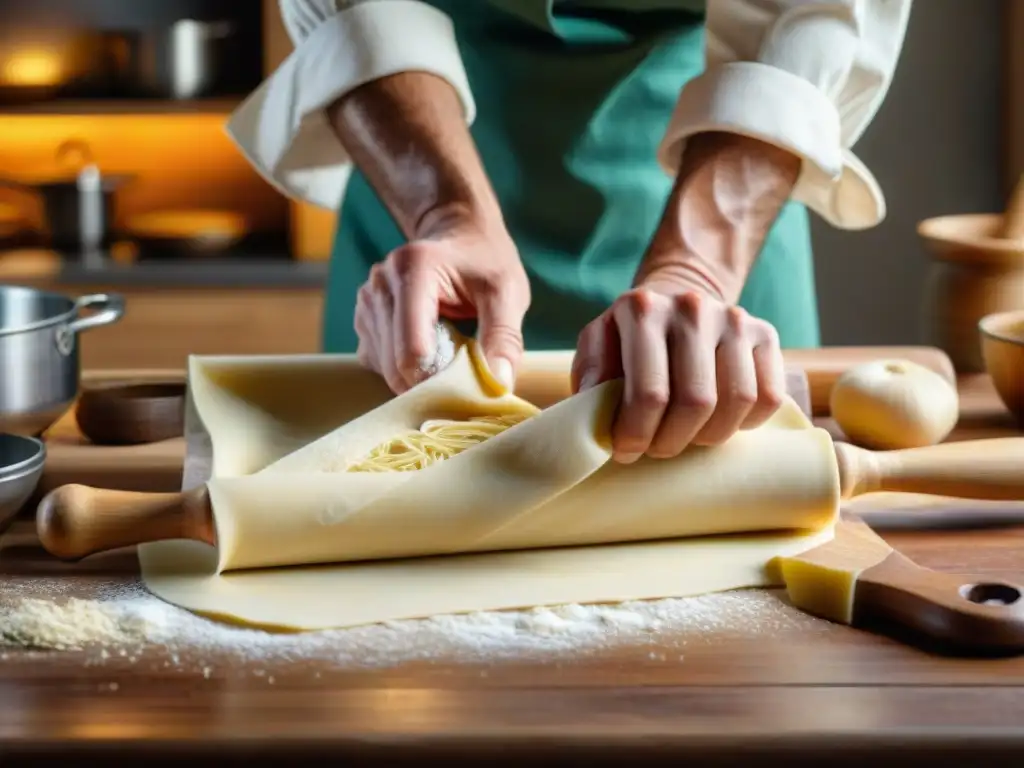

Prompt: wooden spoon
xmin=35 ymin=437 xmax=1024 ymax=562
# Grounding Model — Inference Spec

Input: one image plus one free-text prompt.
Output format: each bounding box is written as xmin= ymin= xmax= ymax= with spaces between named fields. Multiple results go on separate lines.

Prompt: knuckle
xmin=632 ymin=385 xmax=670 ymax=411
xmin=728 ymin=387 xmax=759 ymax=409
xmin=673 ymin=388 xmax=717 ymax=414
xmin=671 ymin=290 xmax=704 ymax=324
xmin=368 ymin=263 xmax=389 ymax=290
xmin=386 ymin=244 xmax=430 ymax=280
xmin=355 ymin=285 xmax=376 ymax=314
xmin=725 ymin=306 xmax=748 ymax=334
xmin=616 ymin=288 xmax=663 ymax=322
xmin=757 ymin=386 xmax=785 ymax=412
xmin=754 ymin=319 xmax=781 ymax=347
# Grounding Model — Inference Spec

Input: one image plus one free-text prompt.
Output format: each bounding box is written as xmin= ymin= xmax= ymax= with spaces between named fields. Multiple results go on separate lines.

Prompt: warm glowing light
xmin=0 ymin=114 xmax=288 ymax=234
xmin=1 ymin=49 xmax=64 ymax=86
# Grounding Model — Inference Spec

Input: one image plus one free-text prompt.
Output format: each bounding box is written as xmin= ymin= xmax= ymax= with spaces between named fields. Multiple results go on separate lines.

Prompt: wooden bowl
xmin=919 ymin=213 xmax=1024 ymax=372
xmin=979 ymin=310 xmax=1024 ymax=425
xmin=75 ymin=380 xmax=186 ymax=445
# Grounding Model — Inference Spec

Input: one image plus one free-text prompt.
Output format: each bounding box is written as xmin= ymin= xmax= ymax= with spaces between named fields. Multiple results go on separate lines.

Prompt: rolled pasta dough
xmin=139 ymin=342 xmax=839 ymax=631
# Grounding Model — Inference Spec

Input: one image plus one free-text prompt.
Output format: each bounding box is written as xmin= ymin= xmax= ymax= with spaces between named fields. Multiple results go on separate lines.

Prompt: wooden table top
xmin=1 ymin=374 xmax=1023 ymax=766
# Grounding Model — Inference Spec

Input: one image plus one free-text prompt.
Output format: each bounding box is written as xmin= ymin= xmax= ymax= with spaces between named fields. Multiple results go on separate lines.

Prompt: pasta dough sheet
xmin=139 ymin=529 xmax=833 ymax=632
xmin=139 ymin=340 xmax=840 ymax=631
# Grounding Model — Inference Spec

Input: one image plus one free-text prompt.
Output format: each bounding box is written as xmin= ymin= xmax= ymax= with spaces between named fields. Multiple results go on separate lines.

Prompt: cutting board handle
xmin=835 ymin=437 xmax=1024 ymax=501
xmin=36 ymin=484 xmax=214 ymax=560
xmin=858 ymin=551 xmax=1024 ymax=653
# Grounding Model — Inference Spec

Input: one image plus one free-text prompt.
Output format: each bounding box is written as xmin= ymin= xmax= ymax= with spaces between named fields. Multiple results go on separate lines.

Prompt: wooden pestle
xmin=36 ymin=437 xmax=1024 ymax=562
xmin=1001 ymin=175 xmax=1024 ymax=240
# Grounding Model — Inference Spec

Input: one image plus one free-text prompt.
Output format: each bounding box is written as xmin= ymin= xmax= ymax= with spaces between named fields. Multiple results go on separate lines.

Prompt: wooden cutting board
xmin=36 ymin=346 xmax=955 ymax=496
xmin=39 ymin=369 xmax=186 ymax=496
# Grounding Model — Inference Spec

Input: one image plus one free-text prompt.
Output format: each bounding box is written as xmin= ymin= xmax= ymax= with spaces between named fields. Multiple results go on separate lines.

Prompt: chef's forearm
xmin=637 ymin=132 xmax=802 ymax=303
xmin=326 ymin=72 xmax=503 ymax=239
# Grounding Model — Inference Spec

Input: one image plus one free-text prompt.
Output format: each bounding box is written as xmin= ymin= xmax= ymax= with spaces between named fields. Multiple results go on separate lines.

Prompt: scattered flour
xmin=0 ymin=575 xmax=830 ymax=667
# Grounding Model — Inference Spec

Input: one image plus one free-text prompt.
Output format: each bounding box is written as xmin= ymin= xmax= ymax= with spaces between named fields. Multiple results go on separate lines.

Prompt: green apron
xmin=323 ymin=0 xmax=821 ymax=353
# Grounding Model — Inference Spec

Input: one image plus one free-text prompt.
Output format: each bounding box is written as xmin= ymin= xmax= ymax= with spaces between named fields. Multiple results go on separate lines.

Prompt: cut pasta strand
xmin=346 ymin=413 xmax=532 ymax=473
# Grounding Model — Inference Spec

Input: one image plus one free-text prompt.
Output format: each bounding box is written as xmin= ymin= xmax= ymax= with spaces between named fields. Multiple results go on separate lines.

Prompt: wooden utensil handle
xmin=36 ymin=484 xmax=214 ymax=561
xmin=857 ymin=550 xmax=1024 ymax=653
xmin=1001 ymin=175 xmax=1024 ymax=239
xmin=835 ymin=438 xmax=1024 ymax=500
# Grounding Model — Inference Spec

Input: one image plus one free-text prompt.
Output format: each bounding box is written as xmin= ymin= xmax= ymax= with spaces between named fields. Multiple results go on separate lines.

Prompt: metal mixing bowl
xmin=0 ymin=433 xmax=46 ymax=534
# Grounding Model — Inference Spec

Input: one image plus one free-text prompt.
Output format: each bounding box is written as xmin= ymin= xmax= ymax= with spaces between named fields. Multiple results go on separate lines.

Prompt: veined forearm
xmin=326 ymin=72 xmax=503 ymax=239
xmin=638 ymin=132 xmax=802 ymax=303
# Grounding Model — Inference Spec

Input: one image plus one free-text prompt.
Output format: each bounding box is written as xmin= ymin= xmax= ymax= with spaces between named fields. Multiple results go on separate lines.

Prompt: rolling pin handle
xmin=835 ymin=438 xmax=1024 ymax=502
xmin=36 ymin=484 xmax=214 ymax=560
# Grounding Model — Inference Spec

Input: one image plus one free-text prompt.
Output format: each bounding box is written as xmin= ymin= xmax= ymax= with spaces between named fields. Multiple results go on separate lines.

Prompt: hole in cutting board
xmin=960 ymin=583 xmax=1022 ymax=606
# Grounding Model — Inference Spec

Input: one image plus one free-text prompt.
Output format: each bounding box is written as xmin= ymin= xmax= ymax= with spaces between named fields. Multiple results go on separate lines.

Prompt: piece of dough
xmin=139 ymin=341 xmax=839 ymax=631
xmin=829 ymin=359 xmax=959 ymax=450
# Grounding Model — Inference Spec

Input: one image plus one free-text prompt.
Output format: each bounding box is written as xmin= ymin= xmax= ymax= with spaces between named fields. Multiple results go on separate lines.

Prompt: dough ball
xmin=830 ymin=359 xmax=959 ymax=450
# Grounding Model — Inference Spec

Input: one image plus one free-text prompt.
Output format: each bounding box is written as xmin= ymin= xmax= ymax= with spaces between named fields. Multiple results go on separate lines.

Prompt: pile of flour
xmin=0 ymin=575 xmax=830 ymax=669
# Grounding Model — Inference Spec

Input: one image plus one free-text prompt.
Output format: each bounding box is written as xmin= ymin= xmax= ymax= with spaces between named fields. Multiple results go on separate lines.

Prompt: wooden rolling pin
xmin=36 ymin=437 xmax=1024 ymax=562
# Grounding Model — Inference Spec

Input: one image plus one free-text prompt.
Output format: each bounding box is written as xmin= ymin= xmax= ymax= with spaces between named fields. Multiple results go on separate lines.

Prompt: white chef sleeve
xmin=657 ymin=0 xmax=913 ymax=230
xmin=225 ymin=0 xmax=475 ymax=211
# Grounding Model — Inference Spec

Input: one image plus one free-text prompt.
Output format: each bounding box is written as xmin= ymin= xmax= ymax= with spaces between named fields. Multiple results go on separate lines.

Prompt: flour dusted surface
xmin=0 ymin=574 xmax=830 ymax=669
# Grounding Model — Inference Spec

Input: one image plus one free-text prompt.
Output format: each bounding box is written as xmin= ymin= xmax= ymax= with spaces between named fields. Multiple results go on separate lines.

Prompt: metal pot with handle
xmin=0 ymin=139 xmax=134 ymax=251
xmin=134 ymin=20 xmax=235 ymax=100
xmin=0 ymin=286 xmax=125 ymax=436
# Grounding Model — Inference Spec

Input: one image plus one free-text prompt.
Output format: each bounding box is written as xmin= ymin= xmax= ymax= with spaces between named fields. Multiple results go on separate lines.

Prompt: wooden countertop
xmin=1 ymin=374 xmax=1023 ymax=766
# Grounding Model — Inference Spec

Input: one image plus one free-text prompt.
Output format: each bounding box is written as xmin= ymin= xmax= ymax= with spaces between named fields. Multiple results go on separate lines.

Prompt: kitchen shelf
xmin=0 ymin=98 xmax=244 ymax=115
xmin=0 ymin=247 xmax=328 ymax=289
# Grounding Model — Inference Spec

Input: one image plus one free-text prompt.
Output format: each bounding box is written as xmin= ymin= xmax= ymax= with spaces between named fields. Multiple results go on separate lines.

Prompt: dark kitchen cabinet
xmin=0 ymin=1 xmax=264 ymax=104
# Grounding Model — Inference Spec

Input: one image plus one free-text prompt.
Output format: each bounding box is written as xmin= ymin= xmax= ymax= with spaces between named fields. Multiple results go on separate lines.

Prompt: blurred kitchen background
xmin=0 ymin=0 xmax=1019 ymax=371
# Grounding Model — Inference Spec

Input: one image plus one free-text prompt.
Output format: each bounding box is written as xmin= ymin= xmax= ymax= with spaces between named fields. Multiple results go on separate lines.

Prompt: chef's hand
xmin=570 ymin=271 xmax=786 ymax=464
xmin=355 ymin=222 xmax=531 ymax=394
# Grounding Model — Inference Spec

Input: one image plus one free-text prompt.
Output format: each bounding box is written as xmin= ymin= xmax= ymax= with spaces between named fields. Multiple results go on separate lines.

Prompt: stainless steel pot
xmin=0 ymin=139 xmax=134 ymax=250
xmin=134 ymin=20 xmax=235 ymax=100
xmin=0 ymin=286 xmax=125 ymax=437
